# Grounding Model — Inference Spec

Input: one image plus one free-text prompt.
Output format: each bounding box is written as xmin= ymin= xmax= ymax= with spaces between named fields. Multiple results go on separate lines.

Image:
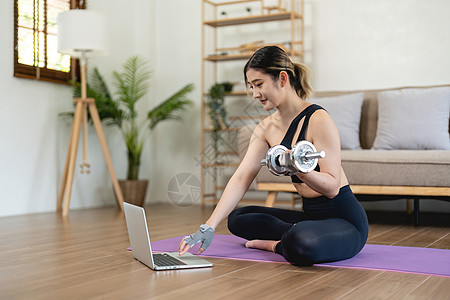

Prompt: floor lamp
xmin=57 ymin=9 xmax=124 ymax=216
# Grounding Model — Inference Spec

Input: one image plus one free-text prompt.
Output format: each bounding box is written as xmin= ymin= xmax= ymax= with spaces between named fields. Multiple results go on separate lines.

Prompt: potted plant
xmin=206 ymin=82 xmax=233 ymax=151
xmin=67 ymin=55 xmax=194 ymax=206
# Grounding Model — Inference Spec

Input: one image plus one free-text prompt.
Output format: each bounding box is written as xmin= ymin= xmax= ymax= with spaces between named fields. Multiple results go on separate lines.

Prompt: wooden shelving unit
xmin=200 ymin=0 xmax=305 ymax=206
xmin=204 ymin=11 xmax=302 ymax=27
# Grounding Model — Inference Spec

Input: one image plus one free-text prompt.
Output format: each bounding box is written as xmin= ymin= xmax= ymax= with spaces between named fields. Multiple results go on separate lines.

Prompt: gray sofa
xmin=238 ymin=85 xmax=450 ymax=225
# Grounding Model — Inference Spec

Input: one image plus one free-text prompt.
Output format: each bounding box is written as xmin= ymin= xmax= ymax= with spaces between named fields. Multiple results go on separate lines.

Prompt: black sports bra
xmin=279 ymin=104 xmax=325 ymax=183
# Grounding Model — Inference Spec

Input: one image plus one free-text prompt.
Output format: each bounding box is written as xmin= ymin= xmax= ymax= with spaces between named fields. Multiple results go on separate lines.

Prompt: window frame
xmin=13 ymin=0 xmax=85 ymax=84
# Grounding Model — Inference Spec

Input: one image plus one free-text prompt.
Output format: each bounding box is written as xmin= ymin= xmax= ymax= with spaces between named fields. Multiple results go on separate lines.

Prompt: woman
xmin=179 ymin=46 xmax=368 ymax=265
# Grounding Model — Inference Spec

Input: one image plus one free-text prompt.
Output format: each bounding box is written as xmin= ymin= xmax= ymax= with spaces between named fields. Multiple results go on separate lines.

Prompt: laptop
xmin=123 ymin=202 xmax=213 ymax=270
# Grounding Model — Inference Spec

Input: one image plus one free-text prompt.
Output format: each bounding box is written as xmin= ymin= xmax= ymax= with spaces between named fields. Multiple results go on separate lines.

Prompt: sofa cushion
xmin=341 ymin=150 xmax=450 ymax=187
xmin=313 ymin=90 xmax=379 ymax=149
xmin=311 ymin=93 xmax=364 ymax=150
xmin=372 ymin=87 xmax=450 ymax=150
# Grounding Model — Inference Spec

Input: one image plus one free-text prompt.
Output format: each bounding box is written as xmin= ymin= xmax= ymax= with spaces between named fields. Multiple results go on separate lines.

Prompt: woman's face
xmin=246 ymin=68 xmax=282 ymax=111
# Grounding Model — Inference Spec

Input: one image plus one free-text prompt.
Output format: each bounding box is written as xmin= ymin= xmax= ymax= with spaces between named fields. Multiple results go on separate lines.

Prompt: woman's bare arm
xmin=294 ymin=110 xmax=343 ymax=198
xmin=178 ymin=123 xmax=269 ymax=255
xmin=205 ymin=124 xmax=269 ymax=228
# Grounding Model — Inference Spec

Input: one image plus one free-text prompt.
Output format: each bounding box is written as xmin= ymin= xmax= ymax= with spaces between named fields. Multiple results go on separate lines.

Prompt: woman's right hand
xmin=178 ymin=224 xmax=215 ymax=255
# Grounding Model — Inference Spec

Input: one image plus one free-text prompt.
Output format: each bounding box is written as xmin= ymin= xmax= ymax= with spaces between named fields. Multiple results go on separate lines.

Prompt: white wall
xmin=0 ymin=1 xmax=73 ymax=216
xmin=1 ymin=0 xmax=449 ymax=216
xmin=308 ymin=0 xmax=450 ymax=90
xmin=0 ymin=0 xmax=156 ymax=216
xmin=146 ymin=0 xmax=203 ymax=207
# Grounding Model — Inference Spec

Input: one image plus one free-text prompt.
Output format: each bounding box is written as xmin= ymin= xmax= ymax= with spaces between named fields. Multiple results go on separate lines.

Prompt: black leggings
xmin=228 ymin=185 xmax=369 ymax=266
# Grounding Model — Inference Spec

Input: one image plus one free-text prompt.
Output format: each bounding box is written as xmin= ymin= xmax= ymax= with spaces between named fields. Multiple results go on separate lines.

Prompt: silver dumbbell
xmin=260 ymin=140 xmax=326 ymax=176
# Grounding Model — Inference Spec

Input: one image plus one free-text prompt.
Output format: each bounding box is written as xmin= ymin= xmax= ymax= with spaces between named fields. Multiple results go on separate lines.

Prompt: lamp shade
xmin=57 ymin=10 xmax=107 ymax=58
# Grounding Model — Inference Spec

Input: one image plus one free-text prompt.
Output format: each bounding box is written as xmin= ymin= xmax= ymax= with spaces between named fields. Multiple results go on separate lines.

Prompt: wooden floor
xmin=1 ymin=204 xmax=449 ymax=300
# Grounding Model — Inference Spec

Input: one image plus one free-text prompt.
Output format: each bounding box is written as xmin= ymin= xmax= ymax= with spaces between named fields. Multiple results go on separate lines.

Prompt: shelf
xmin=203 ymin=91 xmax=248 ymax=97
xmin=200 ymin=0 xmax=304 ymax=207
xmin=205 ymin=49 xmax=303 ymax=62
xmin=202 ymin=193 xmax=216 ymax=198
xmin=227 ymin=91 xmax=248 ymax=96
xmin=205 ymin=53 xmax=253 ymax=61
xmin=204 ymin=12 xmax=302 ymax=27
xmin=217 ymin=151 xmax=239 ymax=156
xmin=203 ymin=127 xmax=241 ymax=132
xmin=202 ymin=163 xmax=240 ymax=168
xmin=228 ymin=115 xmax=266 ymax=121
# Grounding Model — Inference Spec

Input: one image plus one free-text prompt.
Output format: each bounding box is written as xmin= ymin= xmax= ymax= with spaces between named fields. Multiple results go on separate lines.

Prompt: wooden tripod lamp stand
xmin=57 ymin=9 xmax=124 ymax=216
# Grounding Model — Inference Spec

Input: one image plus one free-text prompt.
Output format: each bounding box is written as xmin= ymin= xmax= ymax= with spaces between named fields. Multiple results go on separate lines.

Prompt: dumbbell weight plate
xmin=291 ymin=141 xmax=319 ymax=173
xmin=265 ymin=145 xmax=289 ymax=176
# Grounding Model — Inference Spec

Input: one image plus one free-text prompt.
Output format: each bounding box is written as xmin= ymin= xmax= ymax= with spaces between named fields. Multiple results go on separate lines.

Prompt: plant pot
xmin=118 ymin=179 xmax=149 ymax=207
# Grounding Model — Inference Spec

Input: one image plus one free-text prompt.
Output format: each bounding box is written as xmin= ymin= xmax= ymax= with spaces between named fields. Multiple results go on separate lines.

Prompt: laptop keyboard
xmin=153 ymin=253 xmax=187 ymax=267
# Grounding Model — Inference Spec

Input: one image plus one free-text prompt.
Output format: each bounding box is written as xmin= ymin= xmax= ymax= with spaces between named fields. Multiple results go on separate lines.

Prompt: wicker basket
xmin=118 ymin=179 xmax=149 ymax=207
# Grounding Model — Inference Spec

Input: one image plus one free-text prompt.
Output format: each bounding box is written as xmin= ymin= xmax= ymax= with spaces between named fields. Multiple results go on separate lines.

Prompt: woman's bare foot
xmin=245 ymin=240 xmax=279 ymax=253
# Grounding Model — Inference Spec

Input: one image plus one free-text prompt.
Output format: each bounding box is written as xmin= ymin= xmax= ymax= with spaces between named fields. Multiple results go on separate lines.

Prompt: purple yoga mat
xmin=143 ymin=234 xmax=450 ymax=277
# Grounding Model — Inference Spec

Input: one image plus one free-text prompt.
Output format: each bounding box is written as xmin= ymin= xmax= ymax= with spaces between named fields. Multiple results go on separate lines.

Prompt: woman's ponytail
xmin=293 ymin=62 xmax=313 ymax=100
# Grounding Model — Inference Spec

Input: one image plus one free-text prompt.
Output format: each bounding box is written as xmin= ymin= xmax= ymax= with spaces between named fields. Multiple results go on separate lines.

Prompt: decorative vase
xmin=118 ymin=179 xmax=149 ymax=207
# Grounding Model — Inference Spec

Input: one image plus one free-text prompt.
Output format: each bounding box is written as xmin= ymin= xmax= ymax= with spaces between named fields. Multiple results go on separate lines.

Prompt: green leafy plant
xmin=65 ymin=55 xmax=194 ymax=180
xmin=206 ymin=82 xmax=233 ymax=150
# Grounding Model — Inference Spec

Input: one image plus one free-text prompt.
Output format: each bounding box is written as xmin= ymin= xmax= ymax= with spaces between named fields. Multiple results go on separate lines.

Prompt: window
xmin=14 ymin=0 xmax=85 ymax=84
